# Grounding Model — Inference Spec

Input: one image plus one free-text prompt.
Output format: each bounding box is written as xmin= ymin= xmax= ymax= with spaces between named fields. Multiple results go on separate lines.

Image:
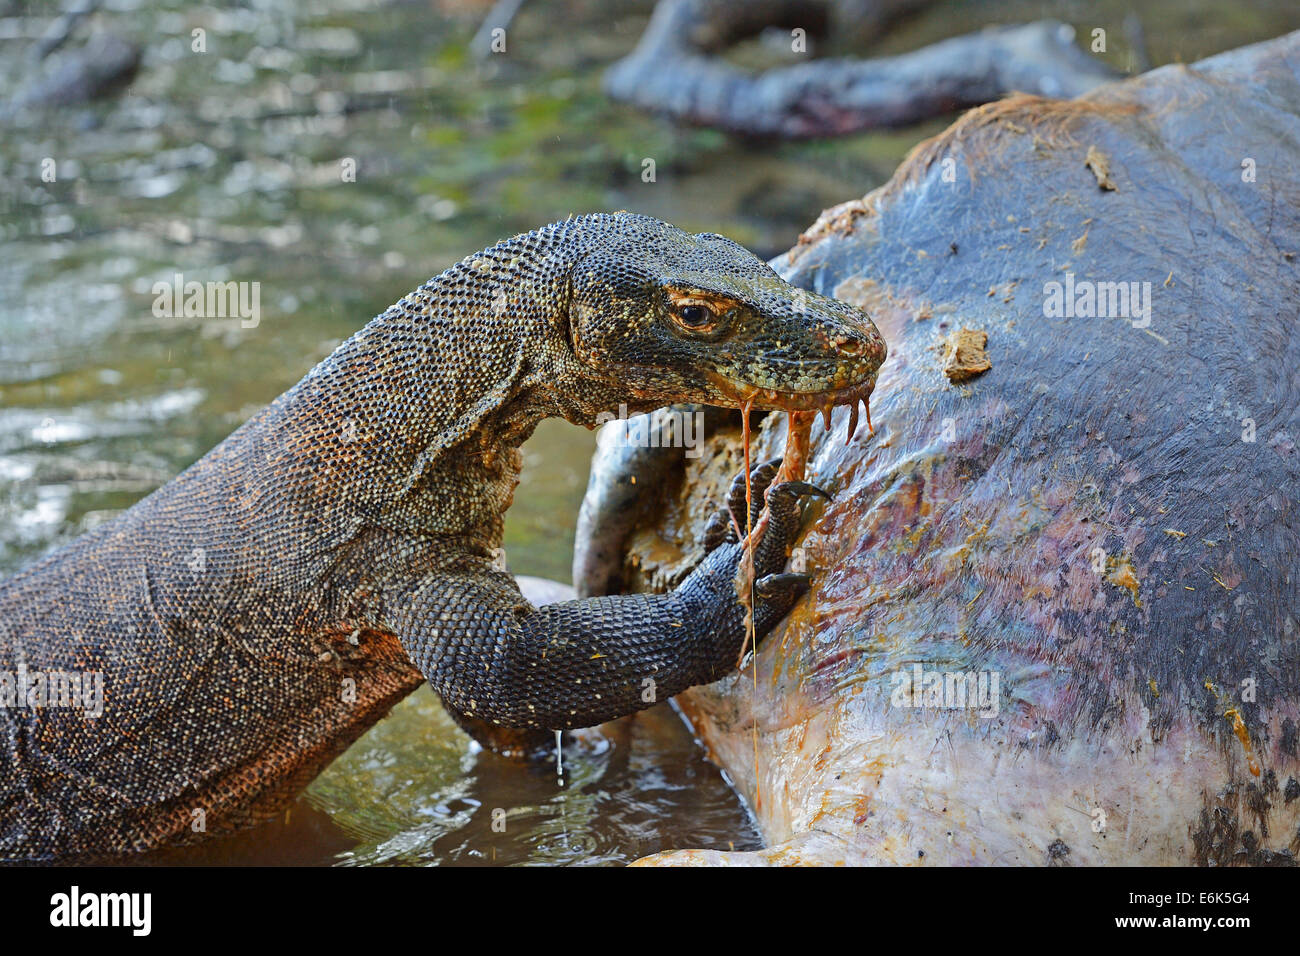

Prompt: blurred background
xmin=3 ymin=0 xmax=1297 ymax=865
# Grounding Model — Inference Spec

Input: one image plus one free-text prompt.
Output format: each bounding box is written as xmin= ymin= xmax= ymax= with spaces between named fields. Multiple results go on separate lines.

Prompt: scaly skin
xmin=0 ymin=212 xmax=884 ymax=860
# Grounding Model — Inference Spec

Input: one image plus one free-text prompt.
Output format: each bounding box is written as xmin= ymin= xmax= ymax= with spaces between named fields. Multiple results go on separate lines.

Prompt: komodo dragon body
xmin=0 ymin=213 xmax=885 ymax=860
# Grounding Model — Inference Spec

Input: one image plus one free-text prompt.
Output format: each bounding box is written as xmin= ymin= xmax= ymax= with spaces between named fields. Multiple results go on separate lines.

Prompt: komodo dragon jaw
xmin=0 ymin=212 xmax=885 ymax=859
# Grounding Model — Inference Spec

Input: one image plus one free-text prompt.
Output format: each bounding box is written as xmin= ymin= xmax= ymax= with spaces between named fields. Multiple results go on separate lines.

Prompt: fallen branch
xmin=605 ymin=0 xmax=1121 ymax=139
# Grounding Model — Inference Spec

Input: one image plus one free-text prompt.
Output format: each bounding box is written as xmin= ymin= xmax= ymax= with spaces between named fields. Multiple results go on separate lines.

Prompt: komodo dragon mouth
xmin=705 ymin=372 xmax=878 ymax=441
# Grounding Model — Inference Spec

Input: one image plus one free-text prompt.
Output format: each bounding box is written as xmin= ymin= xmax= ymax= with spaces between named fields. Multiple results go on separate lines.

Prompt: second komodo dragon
xmin=0 ymin=212 xmax=886 ymax=859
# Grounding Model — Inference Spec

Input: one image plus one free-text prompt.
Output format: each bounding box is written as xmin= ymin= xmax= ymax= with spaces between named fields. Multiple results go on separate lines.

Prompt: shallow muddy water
xmin=3 ymin=0 xmax=1295 ymax=864
xmin=132 ymin=689 xmax=760 ymax=866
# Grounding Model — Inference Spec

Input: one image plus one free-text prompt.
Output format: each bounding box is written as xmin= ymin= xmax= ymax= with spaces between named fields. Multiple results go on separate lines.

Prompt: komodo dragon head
xmin=565 ymin=213 xmax=886 ymax=420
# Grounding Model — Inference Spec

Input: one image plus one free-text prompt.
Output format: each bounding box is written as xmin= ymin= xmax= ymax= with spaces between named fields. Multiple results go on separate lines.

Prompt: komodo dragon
xmin=0 ymin=212 xmax=885 ymax=860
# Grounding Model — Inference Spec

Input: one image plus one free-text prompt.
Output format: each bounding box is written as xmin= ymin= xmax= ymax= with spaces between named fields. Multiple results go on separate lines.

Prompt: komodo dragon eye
xmin=665 ymin=293 xmax=727 ymax=335
xmin=678 ymin=305 xmax=711 ymax=327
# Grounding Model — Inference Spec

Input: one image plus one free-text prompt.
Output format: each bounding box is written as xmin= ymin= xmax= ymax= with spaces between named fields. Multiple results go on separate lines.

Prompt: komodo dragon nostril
xmin=833 ymin=334 xmax=865 ymax=355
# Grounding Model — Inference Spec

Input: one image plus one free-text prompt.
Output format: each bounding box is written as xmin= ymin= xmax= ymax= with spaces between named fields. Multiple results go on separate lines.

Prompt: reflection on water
xmin=4 ymin=0 xmax=1293 ymax=864
xmin=312 ymin=692 xmax=762 ymax=866
xmin=135 ymin=690 xmax=760 ymax=866
xmin=317 ymin=694 xmax=762 ymax=867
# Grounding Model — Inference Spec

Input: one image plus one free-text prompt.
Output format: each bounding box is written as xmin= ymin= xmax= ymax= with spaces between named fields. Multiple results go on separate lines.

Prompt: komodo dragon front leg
xmin=390 ymin=462 xmax=825 ymax=754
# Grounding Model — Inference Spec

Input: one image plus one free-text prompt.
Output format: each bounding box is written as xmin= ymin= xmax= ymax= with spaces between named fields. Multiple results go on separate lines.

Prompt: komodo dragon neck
xmin=254 ymin=220 xmax=656 ymax=550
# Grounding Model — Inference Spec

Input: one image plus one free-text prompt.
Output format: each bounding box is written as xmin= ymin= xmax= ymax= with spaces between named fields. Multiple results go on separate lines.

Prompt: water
xmin=2 ymin=0 xmax=1294 ymax=865
xmin=133 ymin=688 xmax=759 ymax=866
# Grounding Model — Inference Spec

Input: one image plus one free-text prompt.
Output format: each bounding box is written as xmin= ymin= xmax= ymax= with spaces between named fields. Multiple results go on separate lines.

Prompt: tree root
xmin=605 ymin=0 xmax=1121 ymax=139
